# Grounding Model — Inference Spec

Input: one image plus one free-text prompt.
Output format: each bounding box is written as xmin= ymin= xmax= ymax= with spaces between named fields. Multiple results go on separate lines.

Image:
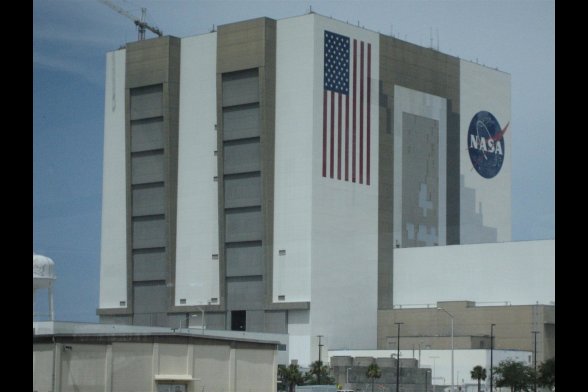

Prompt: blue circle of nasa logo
xmin=468 ymin=111 xmax=508 ymax=179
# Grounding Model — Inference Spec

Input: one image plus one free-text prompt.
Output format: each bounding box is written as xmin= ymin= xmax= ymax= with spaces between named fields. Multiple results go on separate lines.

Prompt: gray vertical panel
xmin=224 ymin=173 xmax=262 ymax=208
xmin=133 ymin=248 xmax=167 ymax=281
xmin=264 ymin=311 xmax=287 ymax=334
xmin=223 ymin=140 xmax=261 ymax=174
xmin=402 ymin=113 xmax=439 ymax=247
xmin=132 ymin=216 xmax=167 ymax=248
xmin=133 ymin=281 xmax=168 ymax=313
xmin=130 ymin=85 xmax=163 ymax=120
xmin=246 ymin=310 xmax=265 ymax=332
xmin=226 ymin=277 xmax=264 ymax=310
xmin=226 ymin=242 xmax=263 ymax=277
xmin=225 ymin=208 xmax=262 ymax=243
xmin=131 ymin=118 xmax=164 ymax=152
xmin=132 ymin=183 xmax=165 ymax=216
xmin=223 ymin=105 xmax=260 ymax=141
xmin=131 ymin=151 xmax=165 ymax=184
xmin=222 ymin=70 xmax=259 ymax=107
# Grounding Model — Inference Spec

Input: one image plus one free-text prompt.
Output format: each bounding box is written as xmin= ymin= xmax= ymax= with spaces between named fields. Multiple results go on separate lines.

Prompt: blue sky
xmin=33 ymin=0 xmax=554 ymax=322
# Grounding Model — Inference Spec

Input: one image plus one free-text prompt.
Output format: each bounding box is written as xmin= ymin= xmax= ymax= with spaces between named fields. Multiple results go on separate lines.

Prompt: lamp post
xmin=437 ymin=307 xmax=454 ymax=392
xmin=532 ymin=331 xmax=539 ymax=392
xmin=395 ymin=322 xmax=404 ymax=392
xmin=490 ymin=324 xmax=496 ymax=392
xmin=429 ymin=356 xmax=439 ymax=392
xmin=317 ymin=335 xmax=324 ymax=385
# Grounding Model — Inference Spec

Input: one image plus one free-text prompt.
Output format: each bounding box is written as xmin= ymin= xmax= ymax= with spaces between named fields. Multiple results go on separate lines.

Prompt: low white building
xmin=33 ymin=321 xmax=282 ymax=392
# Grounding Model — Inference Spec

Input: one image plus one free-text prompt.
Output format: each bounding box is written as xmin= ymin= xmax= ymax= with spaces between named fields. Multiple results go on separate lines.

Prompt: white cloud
xmin=33 ymin=52 xmax=103 ymax=86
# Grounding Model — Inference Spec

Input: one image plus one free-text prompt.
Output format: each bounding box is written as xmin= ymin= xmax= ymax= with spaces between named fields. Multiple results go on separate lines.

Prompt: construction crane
xmin=98 ymin=0 xmax=163 ymax=41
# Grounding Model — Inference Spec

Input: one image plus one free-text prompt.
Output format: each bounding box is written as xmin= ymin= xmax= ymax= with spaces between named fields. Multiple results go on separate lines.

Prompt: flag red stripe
xmin=359 ymin=41 xmax=364 ymax=184
xmin=337 ymin=93 xmax=342 ymax=180
xmin=330 ymin=90 xmax=335 ymax=178
xmin=345 ymin=94 xmax=349 ymax=181
xmin=367 ymin=43 xmax=371 ymax=186
xmin=352 ymin=39 xmax=357 ymax=183
xmin=322 ymin=91 xmax=327 ymax=177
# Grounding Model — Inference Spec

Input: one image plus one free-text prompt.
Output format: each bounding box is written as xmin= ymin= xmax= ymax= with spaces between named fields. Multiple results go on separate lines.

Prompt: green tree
xmin=278 ymin=363 xmax=304 ymax=392
xmin=366 ymin=363 xmax=382 ymax=392
xmin=538 ymin=357 xmax=555 ymax=391
xmin=470 ymin=365 xmax=487 ymax=392
xmin=493 ymin=359 xmax=535 ymax=392
xmin=304 ymin=360 xmax=335 ymax=385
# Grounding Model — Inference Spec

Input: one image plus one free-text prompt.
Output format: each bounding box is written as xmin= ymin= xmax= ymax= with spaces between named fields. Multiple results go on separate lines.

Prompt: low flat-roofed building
xmin=33 ymin=321 xmax=281 ymax=392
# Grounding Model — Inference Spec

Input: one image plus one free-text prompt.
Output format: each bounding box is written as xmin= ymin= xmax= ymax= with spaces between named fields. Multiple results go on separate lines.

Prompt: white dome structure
xmin=33 ymin=253 xmax=56 ymax=321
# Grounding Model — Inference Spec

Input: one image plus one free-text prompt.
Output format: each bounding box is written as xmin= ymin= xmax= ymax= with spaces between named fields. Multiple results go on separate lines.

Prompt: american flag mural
xmin=323 ymin=30 xmax=372 ymax=185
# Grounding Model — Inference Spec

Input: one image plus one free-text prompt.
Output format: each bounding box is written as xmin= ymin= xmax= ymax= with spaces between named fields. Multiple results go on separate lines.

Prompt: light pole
xmin=317 ymin=335 xmax=324 ymax=385
xmin=429 ymin=356 xmax=439 ymax=392
xmin=395 ymin=322 xmax=404 ymax=392
xmin=346 ymin=367 xmax=352 ymax=385
xmin=437 ymin=307 xmax=454 ymax=392
xmin=490 ymin=324 xmax=495 ymax=392
xmin=532 ymin=331 xmax=539 ymax=392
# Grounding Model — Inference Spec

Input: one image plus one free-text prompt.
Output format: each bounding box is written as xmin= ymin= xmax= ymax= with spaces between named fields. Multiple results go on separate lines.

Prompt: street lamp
xmin=490 ymin=324 xmax=496 ymax=392
xmin=395 ymin=322 xmax=404 ymax=392
xmin=437 ymin=307 xmax=454 ymax=392
xmin=429 ymin=356 xmax=439 ymax=392
xmin=532 ymin=331 xmax=539 ymax=392
xmin=317 ymin=335 xmax=324 ymax=385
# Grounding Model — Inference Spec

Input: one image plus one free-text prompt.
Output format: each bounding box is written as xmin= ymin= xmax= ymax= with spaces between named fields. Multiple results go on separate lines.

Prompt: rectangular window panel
xmin=132 ymin=215 xmax=166 ymax=249
xmin=225 ymin=207 xmax=262 ymax=243
xmin=223 ymin=104 xmax=260 ymax=141
xmin=130 ymin=84 xmax=163 ymax=120
xmin=131 ymin=150 xmax=164 ymax=185
xmin=131 ymin=117 xmax=164 ymax=152
xmin=132 ymin=183 xmax=165 ymax=216
xmin=223 ymin=139 xmax=260 ymax=175
xmin=222 ymin=69 xmax=259 ymax=107
xmin=224 ymin=173 xmax=261 ymax=208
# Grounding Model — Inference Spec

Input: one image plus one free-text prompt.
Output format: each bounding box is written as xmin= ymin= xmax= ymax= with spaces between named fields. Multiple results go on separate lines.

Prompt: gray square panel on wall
xmin=131 ymin=151 xmax=165 ymax=184
xmin=222 ymin=69 xmax=259 ymax=107
xmin=133 ymin=281 xmax=167 ymax=313
xmin=226 ymin=276 xmax=264 ymax=310
xmin=226 ymin=241 xmax=263 ymax=277
xmin=224 ymin=173 xmax=261 ymax=208
xmin=133 ymin=248 xmax=167 ymax=281
xmin=132 ymin=183 xmax=165 ymax=216
xmin=131 ymin=117 xmax=164 ymax=152
xmin=223 ymin=139 xmax=260 ymax=175
xmin=130 ymin=84 xmax=163 ymax=120
xmin=132 ymin=215 xmax=167 ymax=249
xmin=225 ymin=207 xmax=262 ymax=243
xmin=223 ymin=104 xmax=260 ymax=141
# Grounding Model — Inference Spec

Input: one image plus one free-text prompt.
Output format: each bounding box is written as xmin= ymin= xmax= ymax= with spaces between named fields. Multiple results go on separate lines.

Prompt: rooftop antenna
xmin=309 ymin=5 xmax=313 ymax=14
xmin=436 ymin=28 xmax=439 ymax=51
xmin=98 ymin=0 xmax=163 ymax=41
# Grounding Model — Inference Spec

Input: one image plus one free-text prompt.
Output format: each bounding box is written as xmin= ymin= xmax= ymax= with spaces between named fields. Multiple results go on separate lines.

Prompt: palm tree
xmin=366 ymin=362 xmax=382 ymax=392
xmin=304 ymin=360 xmax=335 ymax=385
xmin=470 ymin=365 xmax=487 ymax=392
xmin=278 ymin=363 xmax=303 ymax=392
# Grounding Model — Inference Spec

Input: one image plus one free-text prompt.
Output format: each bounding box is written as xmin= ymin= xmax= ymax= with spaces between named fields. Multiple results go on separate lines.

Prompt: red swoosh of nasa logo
xmin=491 ymin=121 xmax=509 ymax=142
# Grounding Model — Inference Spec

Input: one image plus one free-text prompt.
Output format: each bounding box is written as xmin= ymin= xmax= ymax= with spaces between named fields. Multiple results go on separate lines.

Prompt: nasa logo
xmin=467 ymin=111 xmax=509 ymax=179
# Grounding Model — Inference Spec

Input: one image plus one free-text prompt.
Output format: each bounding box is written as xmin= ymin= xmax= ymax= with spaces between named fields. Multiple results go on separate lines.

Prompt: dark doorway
xmin=231 ymin=310 xmax=246 ymax=331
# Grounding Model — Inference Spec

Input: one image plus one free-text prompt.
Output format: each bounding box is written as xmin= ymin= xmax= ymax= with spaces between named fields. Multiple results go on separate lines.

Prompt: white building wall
xmin=460 ymin=61 xmax=512 ymax=243
xmin=393 ymin=240 xmax=555 ymax=306
xmin=310 ymin=15 xmax=380 ymax=352
xmin=273 ymin=15 xmax=315 ymax=303
xmin=99 ymin=49 xmax=128 ymax=309
xmin=175 ymin=33 xmax=220 ymax=306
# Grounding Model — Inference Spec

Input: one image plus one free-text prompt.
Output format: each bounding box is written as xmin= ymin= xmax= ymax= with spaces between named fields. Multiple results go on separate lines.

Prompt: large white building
xmin=98 ymin=13 xmax=516 ymax=366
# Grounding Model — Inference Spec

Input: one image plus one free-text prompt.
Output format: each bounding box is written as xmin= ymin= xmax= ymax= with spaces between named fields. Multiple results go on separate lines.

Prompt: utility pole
xmin=532 ymin=331 xmax=540 ymax=392
xmin=395 ymin=322 xmax=404 ymax=392
xmin=317 ymin=335 xmax=324 ymax=385
xmin=490 ymin=324 xmax=496 ymax=392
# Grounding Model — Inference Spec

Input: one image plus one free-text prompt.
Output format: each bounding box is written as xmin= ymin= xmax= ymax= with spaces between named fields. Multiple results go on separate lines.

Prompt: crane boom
xmin=98 ymin=0 xmax=162 ymax=40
